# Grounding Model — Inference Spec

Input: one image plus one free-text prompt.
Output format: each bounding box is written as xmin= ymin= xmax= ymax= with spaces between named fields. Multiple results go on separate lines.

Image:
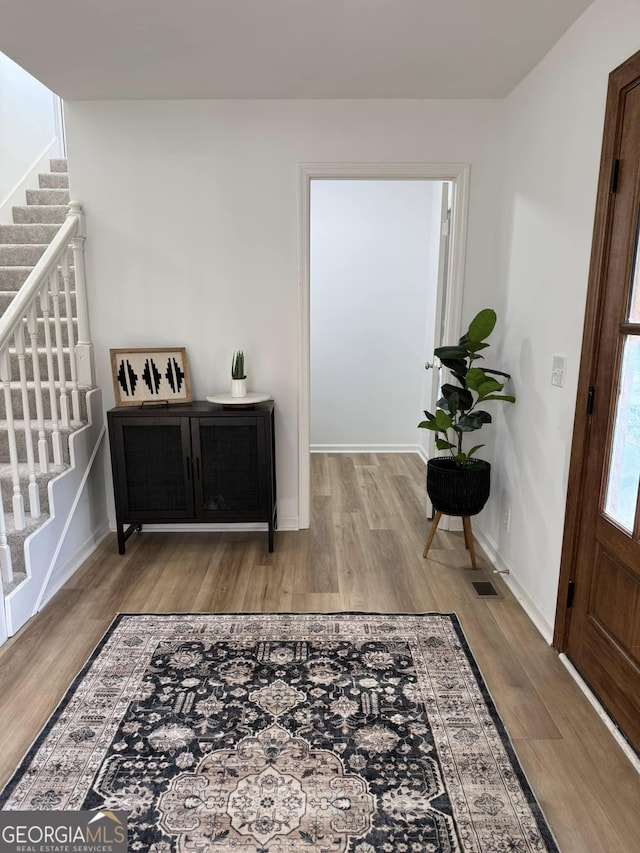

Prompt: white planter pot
xmin=231 ymin=379 xmax=247 ymax=398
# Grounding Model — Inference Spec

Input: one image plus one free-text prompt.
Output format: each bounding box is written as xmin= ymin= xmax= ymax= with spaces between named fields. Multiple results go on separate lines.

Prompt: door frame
xmin=297 ymin=162 xmax=470 ymax=529
xmin=554 ymin=50 xmax=640 ymax=650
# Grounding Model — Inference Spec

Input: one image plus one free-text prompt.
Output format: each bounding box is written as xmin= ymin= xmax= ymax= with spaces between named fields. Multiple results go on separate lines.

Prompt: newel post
xmin=69 ymin=202 xmax=94 ymax=386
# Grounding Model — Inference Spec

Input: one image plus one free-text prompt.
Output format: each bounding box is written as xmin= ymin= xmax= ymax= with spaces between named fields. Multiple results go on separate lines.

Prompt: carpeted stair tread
xmin=2 ymin=510 xmax=52 ymax=579
xmin=0 ymin=265 xmax=75 ymax=291
xmin=12 ymin=206 xmax=68 ymax=224
xmin=0 ymin=290 xmax=77 ymax=314
xmin=0 ymin=460 xmax=67 ymax=524
xmin=0 ymin=245 xmax=73 ymax=266
xmin=0 ymin=418 xmax=85 ymax=434
xmin=38 ymin=173 xmax=69 ymax=190
xmin=6 ymin=350 xmax=73 ymax=383
xmin=2 ymin=570 xmax=28 ymax=596
xmin=0 ymin=379 xmax=89 ymax=394
xmin=1 ymin=318 xmax=80 ymax=350
xmin=0 ymin=224 xmax=62 ymax=244
xmin=0 ymin=460 xmax=68 ymax=479
xmin=8 ymin=344 xmax=71 ymax=356
xmin=0 ymin=289 xmax=76 ymax=308
xmin=49 ymin=159 xmax=68 ymax=173
xmin=0 ymin=382 xmax=90 ymax=421
xmin=18 ymin=317 xmax=79 ymax=349
xmin=0 ymin=417 xmax=86 ymax=440
xmin=25 ymin=189 xmax=70 ymax=206
xmin=0 ymin=267 xmax=35 ymax=289
xmin=0 ymin=245 xmax=50 ymax=265
xmin=0 ymin=419 xmax=84 ymax=468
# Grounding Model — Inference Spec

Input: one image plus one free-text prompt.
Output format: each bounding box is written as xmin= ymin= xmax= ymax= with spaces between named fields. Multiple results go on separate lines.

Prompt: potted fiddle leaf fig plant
xmin=231 ymin=349 xmax=247 ymax=398
xmin=418 ymin=308 xmax=515 ymax=517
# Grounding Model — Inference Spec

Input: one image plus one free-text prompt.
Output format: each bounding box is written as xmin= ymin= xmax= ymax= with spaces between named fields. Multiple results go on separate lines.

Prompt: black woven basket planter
xmin=427 ymin=457 xmax=491 ymax=517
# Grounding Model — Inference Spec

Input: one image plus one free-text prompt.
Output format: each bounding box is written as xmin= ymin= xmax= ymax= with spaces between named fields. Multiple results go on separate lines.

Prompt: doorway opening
xmin=298 ymin=163 xmax=470 ymax=529
xmin=310 ymin=179 xmax=445 ymax=455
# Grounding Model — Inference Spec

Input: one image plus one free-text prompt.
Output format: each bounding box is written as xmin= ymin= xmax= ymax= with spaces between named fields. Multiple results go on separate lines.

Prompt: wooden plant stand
xmin=423 ymin=510 xmax=478 ymax=569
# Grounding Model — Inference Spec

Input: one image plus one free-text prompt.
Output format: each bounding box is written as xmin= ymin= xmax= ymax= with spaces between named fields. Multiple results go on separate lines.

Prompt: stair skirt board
xmin=36 ymin=523 xmax=110 ymax=616
xmin=0 ymin=592 xmax=6 ymax=645
xmin=4 ymin=388 xmax=105 ymax=637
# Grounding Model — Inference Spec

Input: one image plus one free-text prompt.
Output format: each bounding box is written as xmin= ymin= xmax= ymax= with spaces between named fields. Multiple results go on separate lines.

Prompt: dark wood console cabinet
xmin=107 ymin=400 xmax=276 ymax=553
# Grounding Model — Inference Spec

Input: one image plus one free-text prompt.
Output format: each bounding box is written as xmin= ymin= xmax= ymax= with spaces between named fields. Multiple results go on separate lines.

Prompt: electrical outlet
xmin=503 ymin=506 xmax=511 ymax=532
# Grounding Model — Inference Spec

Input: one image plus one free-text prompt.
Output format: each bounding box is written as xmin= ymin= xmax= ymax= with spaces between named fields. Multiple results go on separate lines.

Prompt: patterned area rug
xmin=0 ymin=613 xmax=559 ymax=852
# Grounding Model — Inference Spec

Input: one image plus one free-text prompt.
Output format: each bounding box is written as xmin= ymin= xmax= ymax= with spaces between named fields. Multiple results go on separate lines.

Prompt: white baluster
xmin=40 ymin=280 xmax=63 ymax=466
xmin=69 ymin=203 xmax=93 ymax=386
xmin=14 ymin=325 xmax=40 ymax=519
xmin=27 ymin=303 xmax=49 ymax=474
xmin=0 ymin=348 xmax=25 ymax=530
xmin=61 ymin=252 xmax=80 ymax=422
xmin=50 ymin=267 xmax=69 ymax=428
xmin=0 ymin=480 xmax=13 ymax=584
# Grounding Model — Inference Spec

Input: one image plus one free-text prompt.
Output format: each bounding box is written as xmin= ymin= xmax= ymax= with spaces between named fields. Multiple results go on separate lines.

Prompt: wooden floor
xmin=0 ymin=453 xmax=638 ymax=851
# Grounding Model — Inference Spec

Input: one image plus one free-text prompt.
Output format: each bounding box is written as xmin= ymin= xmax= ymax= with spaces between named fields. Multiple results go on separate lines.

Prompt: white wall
xmin=310 ymin=179 xmax=442 ymax=450
xmin=49 ymin=0 xmax=640 ymax=642
xmin=476 ymin=0 xmax=640 ymax=640
xmin=0 ymin=52 xmax=61 ymax=218
xmin=64 ymin=98 xmax=505 ymax=529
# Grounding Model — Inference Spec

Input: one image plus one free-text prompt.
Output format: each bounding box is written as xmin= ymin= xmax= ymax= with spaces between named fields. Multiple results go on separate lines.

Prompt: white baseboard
xmin=472 ymin=526 xmax=555 ymax=644
xmin=311 ymin=444 xmax=424 ymax=455
xmin=559 ymin=654 xmax=640 ymax=774
xmin=416 ymin=446 xmax=429 ymax=465
xmin=107 ymin=517 xmax=300 ymax=534
xmin=0 ymin=595 xmax=7 ymax=646
xmin=38 ymin=525 xmax=110 ymax=611
xmin=310 ymin=444 xmax=430 ymax=466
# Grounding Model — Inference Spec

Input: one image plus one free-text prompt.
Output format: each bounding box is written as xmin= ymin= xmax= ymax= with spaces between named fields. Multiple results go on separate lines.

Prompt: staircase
xmin=0 ymin=159 xmax=103 ymax=642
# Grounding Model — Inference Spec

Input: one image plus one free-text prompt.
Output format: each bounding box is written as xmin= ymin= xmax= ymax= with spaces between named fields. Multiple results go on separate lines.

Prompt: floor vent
xmin=471 ymin=580 xmax=500 ymax=597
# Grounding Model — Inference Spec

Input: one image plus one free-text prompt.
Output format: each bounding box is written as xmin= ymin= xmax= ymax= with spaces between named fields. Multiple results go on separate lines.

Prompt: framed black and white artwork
xmin=110 ymin=347 xmax=192 ymax=406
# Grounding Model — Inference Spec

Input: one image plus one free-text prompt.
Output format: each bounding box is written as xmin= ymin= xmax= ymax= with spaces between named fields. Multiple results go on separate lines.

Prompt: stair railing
xmin=0 ymin=202 xmax=92 ymax=587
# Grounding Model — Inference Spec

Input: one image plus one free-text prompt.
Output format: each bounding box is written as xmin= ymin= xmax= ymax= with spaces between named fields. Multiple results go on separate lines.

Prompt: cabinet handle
xmin=195 ymin=457 xmax=201 ymax=480
xmin=186 ymin=456 xmax=191 ymax=481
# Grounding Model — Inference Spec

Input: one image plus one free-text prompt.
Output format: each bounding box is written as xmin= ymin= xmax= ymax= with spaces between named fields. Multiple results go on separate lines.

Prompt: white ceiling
xmin=0 ymin=0 xmax=595 ymax=100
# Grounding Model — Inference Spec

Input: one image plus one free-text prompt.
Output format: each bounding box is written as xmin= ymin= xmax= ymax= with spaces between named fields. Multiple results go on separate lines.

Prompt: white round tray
xmin=206 ymin=392 xmax=271 ymax=406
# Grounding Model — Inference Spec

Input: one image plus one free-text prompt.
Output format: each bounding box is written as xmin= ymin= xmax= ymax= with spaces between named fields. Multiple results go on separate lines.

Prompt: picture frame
xmin=110 ymin=347 xmax=192 ymax=406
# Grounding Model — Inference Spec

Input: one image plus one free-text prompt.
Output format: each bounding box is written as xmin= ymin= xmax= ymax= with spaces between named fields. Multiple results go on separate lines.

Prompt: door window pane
xmin=604 ymin=336 xmax=640 ymax=532
xmin=629 ymin=210 xmax=640 ymax=322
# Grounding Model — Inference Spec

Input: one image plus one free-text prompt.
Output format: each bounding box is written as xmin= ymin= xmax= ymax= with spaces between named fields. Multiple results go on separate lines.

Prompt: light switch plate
xmin=551 ymin=355 xmax=566 ymax=387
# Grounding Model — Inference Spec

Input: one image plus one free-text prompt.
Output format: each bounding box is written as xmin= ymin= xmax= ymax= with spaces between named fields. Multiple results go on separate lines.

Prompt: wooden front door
xmin=556 ymin=50 xmax=640 ymax=752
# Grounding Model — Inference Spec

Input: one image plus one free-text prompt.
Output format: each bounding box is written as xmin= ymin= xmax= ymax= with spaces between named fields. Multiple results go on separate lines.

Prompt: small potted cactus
xmin=231 ymin=349 xmax=247 ymax=398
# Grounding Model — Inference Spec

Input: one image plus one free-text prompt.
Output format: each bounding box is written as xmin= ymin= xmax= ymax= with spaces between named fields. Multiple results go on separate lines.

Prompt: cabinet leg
xmin=462 ymin=516 xmax=478 ymax=569
xmin=268 ymin=524 xmax=274 ymax=553
xmin=117 ymin=523 xmax=141 ymax=555
xmin=423 ymin=511 xmax=443 ymax=559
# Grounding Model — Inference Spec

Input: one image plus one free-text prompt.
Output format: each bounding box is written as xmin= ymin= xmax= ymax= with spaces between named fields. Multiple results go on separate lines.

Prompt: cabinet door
xmin=192 ymin=417 xmax=267 ymax=520
xmin=112 ymin=417 xmax=195 ymax=520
